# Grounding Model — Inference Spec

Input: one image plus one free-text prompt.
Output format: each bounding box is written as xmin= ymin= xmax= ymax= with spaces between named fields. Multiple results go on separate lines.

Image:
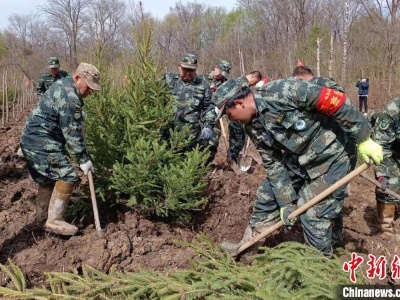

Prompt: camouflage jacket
xmin=201 ymin=71 xmax=226 ymax=92
xmin=373 ymin=97 xmax=400 ymax=178
xmin=36 ymin=70 xmax=69 ymax=95
xmin=282 ymin=76 xmax=352 ymax=177
xmin=21 ymin=77 xmax=89 ymax=164
xmin=244 ymin=78 xmax=370 ymax=207
xmin=164 ymin=72 xmax=215 ymax=139
xmin=309 ymin=76 xmax=345 ymax=92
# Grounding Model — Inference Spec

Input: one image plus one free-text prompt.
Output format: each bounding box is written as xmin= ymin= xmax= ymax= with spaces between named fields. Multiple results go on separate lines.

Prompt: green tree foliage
xmin=0 ymin=236 xmax=367 ymax=299
xmin=84 ymin=19 xmax=209 ymax=223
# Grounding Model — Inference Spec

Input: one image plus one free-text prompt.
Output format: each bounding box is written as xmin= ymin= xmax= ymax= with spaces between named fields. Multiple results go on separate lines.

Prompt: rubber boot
xmin=45 ymin=181 xmax=78 ymax=236
xmin=36 ymin=184 xmax=55 ymax=226
xmin=377 ymin=202 xmax=398 ymax=240
xmin=220 ymin=219 xmax=277 ymax=255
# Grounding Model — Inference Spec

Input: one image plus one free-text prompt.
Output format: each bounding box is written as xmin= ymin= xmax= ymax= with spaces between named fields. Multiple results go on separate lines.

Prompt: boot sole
xmin=44 ymin=225 xmax=78 ymax=236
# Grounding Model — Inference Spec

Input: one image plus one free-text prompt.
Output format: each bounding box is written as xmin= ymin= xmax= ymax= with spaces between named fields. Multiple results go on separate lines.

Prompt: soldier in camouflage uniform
xmin=214 ymin=77 xmax=383 ymax=257
xmin=373 ymin=98 xmax=400 ymax=240
xmin=293 ymin=65 xmax=357 ymax=246
xmin=201 ymin=59 xmax=231 ymax=93
xmin=20 ymin=62 xmax=101 ymax=236
xmin=228 ymin=71 xmax=263 ymax=163
xmin=36 ymin=57 xmax=69 ymax=95
xmin=201 ymin=59 xmax=231 ymax=163
xmin=164 ymin=54 xmax=216 ymax=157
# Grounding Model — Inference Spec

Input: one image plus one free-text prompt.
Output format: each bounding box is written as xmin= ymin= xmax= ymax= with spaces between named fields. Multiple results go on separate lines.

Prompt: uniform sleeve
xmin=36 ymin=75 xmax=45 ymax=95
xmin=258 ymin=146 xmax=298 ymax=207
xmin=201 ymin=83 xmax=216 ymax=128
xmin=57 ymin=92 xmax=89 ymax=164
xmin=301 ymin=81 xmax=370 ymax=143
xmin=228 ymin=120 xmax=246 ymax=159
xmin=373 ymin=113 xmax=396 ymax=178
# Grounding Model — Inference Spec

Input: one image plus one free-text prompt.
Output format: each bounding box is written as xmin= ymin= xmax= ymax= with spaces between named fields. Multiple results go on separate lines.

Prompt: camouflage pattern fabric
xmin=21 ymin=77 xmax=89 ymax=185
xmin=226 ymin=76 xmax=250 ymax=161
xmin=164 ymin=72 xmax=216 ymax=151
xmin=217 ymin=59 xmax=231 ymax=79
xmin=36 ymin=70 xmax=69 ymax=95
xmin=309 ymin=76 xmax=345 ymax=92
xmin=373 ymin=97 xmax=400 ymax=204
xmin=215 ymin=77 xmax=369 ymax=256
xmin=201 ymin=65 xmax=242 ymax=162
xmin=201 ymin=71 xmax=226 ymax=92
xmin=228 ymin=120 xmax=245 ymax=161
xmin=200 ymin=71 xmax=227 ymax=162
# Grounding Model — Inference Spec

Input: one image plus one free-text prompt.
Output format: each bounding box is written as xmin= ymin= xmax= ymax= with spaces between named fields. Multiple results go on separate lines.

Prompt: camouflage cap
xmin=180 ymin=53 xmax=198 ymax=70
xmin=214 ymin=77 xmax=249 ymax=120
xmin=76 ymin=62 xmax=101 ymax=90
xmin=47 ymin=57 xmax=60 ymax=69
xmin=217 ymin=59 xmax=232 ymax=79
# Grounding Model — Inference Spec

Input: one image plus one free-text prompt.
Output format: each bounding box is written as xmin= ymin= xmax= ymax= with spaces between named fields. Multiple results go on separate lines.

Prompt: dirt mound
xmin=0 ymin=103 xmax=398 ymax=288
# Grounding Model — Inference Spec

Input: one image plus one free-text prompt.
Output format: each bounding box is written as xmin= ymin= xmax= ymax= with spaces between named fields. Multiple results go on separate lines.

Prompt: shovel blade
xmin=228 ymin=160 xmax=243 ymax=175
xmin=238 ymin=155 xmax=252 ymax=173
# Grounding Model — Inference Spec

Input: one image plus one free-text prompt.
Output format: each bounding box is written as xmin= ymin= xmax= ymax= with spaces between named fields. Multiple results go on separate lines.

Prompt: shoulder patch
xmin=73 ymin=107 xmax=82 ymax=121
xmin=378 ymin=117 xmax=390 ymax=130
xmin=276 ymin=112 xmax=286 ymax=124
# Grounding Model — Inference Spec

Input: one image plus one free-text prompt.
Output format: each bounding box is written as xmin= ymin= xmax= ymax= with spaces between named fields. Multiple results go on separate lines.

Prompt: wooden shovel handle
xmin=360 ymin=172 xmax=400 ymax=201
xmin=88 ymin=171 xmax=102 ymax=233
xmin=219 ymin=118 xmax=228 ymax=143
xmin=237 ymin=163 xmax=370 ymax=255
xmin=242 ymin=135 xmax=251 ymax=156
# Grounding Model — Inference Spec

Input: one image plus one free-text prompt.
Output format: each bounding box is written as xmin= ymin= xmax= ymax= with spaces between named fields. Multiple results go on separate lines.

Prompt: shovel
xmin=82 ymin=124 xmax=104 ymax=236
xmin=88 ymin=171 xmax=104 ymax=236
xmin=220 ymin=118 xmax=242 ymax=175
xmin=359 ymin=172 xmax=400 ymax=201
xmin=228 ymin=162 xmax=370 ymax=257
xmin=238 ymin=136 xmax=252 ymax=172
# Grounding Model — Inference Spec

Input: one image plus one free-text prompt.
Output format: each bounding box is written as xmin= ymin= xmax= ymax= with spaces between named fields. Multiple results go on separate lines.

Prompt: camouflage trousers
xmin=250 ymin=154 xmax=351 ymax=257
xmin=21 ymin=147 xmax=79 ymax=185
xmin=375 ymin=161 xmax=400 ymax=204
xmin=228 ymin=120 xmax=245 ymax=161
xmin=208 ymin=120 xmax=221 ymax=162
xmin=208 ymin=119 xmax=245 ymax=163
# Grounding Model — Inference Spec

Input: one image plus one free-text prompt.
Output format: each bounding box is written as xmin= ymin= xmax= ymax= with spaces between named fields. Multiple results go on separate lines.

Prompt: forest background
xmin=0 ymin=0 xmax=399 ymax=107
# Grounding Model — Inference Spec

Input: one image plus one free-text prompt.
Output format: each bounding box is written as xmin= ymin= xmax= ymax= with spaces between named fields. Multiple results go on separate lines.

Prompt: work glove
xmin=16 ymin=147 xmax=24 ymax=158
xmin=357 ymin=138 xmax=383 ymax=165
xmin=377 ymin=176 xmax=389 ymax=192
xmin=80 ymin=160 xmax=94 ymax=175
xmin=200 ymin=127 xmax=214 ymax=141
xmin=280 ymin=204 xmax=297 ymax=226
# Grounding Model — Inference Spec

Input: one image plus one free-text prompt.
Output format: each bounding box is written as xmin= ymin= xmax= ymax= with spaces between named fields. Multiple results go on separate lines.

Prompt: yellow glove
xmin=358 ymin=138 xmax=383 ymax=165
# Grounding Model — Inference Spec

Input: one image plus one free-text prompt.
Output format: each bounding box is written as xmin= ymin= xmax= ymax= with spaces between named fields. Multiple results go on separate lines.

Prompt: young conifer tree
xmin=84 ymin=17 xmax=210 ymax=223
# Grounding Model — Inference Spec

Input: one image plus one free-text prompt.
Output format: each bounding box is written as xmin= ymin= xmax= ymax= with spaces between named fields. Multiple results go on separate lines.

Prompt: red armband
xmin=316 ymin=87 xmax=346 ymax=116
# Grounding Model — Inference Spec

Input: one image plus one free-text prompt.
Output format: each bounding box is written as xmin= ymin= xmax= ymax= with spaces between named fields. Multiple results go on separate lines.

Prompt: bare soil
xmin=0 ymin=103 xmax=398 ymax=289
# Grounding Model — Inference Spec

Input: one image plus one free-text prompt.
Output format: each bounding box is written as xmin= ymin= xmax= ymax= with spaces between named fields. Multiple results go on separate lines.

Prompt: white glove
xmin=255 ymin=77 xmax=268 ymax=88
xmin=80 ymin=160 xmax=94 ymax=175
xmin=16 ymin=147 xmax=24 ymax=157
xmin=82 ymin=111 xmax=86 ymax=122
